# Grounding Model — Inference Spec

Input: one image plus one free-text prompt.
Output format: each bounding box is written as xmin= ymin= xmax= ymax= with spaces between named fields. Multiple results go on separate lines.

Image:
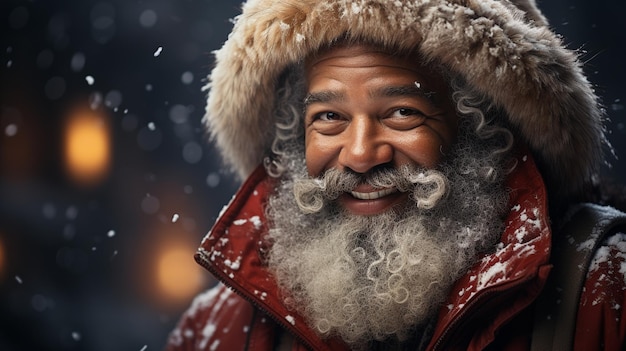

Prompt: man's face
xmin=270 ymin=51 xmax=509 ymax=343
xmin=304 ymin=45 xmax=458 ymax=216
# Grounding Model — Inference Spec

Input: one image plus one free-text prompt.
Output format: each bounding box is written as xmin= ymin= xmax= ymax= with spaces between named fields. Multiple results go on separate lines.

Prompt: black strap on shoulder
xmin=531 ymin=203 xmax=626 ymax=351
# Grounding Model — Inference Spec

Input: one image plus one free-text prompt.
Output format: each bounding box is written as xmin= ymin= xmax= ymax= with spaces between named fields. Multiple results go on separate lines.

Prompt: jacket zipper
xmin=195 ymin=251 xmax=324 ymax=351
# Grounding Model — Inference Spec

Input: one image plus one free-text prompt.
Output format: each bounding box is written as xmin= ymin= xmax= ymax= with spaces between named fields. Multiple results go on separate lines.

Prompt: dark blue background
xmin=1 ymin=1 xmax=624 ymax=350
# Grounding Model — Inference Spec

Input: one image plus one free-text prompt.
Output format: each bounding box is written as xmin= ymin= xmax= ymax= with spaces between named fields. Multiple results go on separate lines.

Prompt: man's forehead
xmin=304 ymin=43 xmax=449 ymax=90
xmin=303 ymin=43 xmax=450 ymax=106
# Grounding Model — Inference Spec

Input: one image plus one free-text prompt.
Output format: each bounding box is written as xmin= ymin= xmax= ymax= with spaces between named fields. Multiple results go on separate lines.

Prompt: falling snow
xmin=184 ymin=329 xmax=194 ymax=338
xmin=254 ymin=290 xmax=268 ymax=301
xmin=233 ymin=219 xmax=247 ymax=226
xmin=3 ymin=2 xmax=625 ymax=351
xmin=5 ymin=124 xmax=17 ymax=136
xmin=477 ymin=261 xmax=507 ymax=289
xmin=223 ymin=256 xmax=241 ymax=270
xmin=249 ymin=216 xmax=262 ymax=230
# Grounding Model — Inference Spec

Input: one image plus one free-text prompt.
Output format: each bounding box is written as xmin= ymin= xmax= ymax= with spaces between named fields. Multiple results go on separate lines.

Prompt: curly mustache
xmin=292 ymin=165 xmax=449 ymax=214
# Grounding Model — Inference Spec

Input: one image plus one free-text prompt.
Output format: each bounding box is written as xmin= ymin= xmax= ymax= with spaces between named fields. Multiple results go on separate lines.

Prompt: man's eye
xmin=384 ymin=108 xmax=428 ymax=130
xmin=315 ymin=112 xmax=340 ymax=121
xmin=391 ymin=108 xmax=423 ymax=118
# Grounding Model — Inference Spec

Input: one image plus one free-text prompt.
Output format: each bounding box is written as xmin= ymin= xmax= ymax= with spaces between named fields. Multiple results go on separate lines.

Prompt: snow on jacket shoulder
xmin=165 ymin=152 xmax=626 ymax=350
xmin=576 ymin=232 xmax=626 ymax=349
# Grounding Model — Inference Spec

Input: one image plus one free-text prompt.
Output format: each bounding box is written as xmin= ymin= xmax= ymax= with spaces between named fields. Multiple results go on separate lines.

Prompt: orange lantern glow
xmin=156 ymin=242 xmax=205 ymax=301
xmin=63 ymin=107 xmax=111 ymax=186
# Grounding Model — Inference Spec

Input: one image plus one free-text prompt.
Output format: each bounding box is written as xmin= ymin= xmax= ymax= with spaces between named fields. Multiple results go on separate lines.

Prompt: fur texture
xmin=204 ymin=0 xmax=607 ymax=198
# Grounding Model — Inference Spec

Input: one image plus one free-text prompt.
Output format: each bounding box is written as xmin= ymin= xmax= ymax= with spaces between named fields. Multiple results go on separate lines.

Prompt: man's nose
xmin=337 ymin=116 xmax=393 ymax=174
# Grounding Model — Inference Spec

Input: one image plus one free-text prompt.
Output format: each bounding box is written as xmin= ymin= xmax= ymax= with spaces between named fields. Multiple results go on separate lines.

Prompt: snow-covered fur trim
xmin=204 ymin=0 xmax=607 ymax=197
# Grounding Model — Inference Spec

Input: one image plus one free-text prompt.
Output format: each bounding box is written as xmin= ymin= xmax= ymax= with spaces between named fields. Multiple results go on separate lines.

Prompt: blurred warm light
xmin=157 ymin=242 xmax=204 ymax=301
xmin=63 ymin=107 xmax=111 ymax=186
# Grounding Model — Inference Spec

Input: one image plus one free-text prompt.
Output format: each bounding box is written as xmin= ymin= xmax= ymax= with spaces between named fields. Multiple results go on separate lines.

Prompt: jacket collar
xmin=195 ymin=149 xmax=552 ymax=350
xmin=427 ymin=149 xmax=552 ymax=349
xmin=195 ymin=166 xmax=345 ymax=350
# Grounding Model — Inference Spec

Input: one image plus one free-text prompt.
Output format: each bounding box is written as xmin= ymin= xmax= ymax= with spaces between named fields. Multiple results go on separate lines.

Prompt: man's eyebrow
xmin=303 ymin=84 xmax=439 ymax=108
xmin=371 ymin=84 xmax=437 ymax=102
xmin=303 ymin=91 xmax=345 ymax=107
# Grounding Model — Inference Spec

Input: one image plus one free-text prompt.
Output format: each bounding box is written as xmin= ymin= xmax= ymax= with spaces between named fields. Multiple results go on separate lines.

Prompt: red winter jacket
xmin=165 ymin=152 xmax=626 ymax=350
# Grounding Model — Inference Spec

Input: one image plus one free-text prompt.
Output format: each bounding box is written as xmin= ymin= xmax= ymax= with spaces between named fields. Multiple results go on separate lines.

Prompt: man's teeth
xmin=350 ymin=188 xmax=397 ymax=200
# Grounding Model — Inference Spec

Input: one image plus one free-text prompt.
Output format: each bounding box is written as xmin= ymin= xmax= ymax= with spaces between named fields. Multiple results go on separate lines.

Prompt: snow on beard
xmin=265 ymin=134 xmax=509 ymax=347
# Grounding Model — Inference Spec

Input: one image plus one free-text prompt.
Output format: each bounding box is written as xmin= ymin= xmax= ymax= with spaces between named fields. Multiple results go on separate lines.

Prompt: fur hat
xmin=204 ymin=0 xmax=608 ymax=198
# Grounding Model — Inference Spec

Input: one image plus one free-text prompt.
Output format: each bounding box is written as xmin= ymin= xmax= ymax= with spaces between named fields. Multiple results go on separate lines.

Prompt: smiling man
xmin=166 ymin=1 xmax=626 ymax=350
xmin=265 ymin=43 xmax=510 ymax=347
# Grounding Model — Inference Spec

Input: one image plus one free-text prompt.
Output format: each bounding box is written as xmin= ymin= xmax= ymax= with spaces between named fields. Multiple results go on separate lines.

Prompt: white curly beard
xmin=266 ymin=137 xmax=508 ymax=349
